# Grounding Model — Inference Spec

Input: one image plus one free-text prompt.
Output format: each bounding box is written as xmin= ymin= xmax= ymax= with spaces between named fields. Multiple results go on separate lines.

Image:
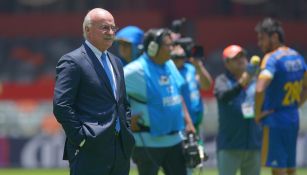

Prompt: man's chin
xmin=103 ymin=39 xmax=114 ymax=46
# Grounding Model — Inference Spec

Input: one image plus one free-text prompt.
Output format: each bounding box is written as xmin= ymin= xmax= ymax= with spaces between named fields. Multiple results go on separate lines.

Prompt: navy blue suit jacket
xmin=53 ymin=43 xmax=135 ymax=173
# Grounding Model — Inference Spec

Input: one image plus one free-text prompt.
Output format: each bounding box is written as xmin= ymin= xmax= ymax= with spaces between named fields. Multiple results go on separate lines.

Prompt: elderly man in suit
xmin=53 ymin=8 xmax=135 ymax=175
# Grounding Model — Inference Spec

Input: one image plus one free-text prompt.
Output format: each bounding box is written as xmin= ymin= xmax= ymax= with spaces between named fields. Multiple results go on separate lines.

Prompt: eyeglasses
xmin=95 ymin=24 xmax=119 ymax=32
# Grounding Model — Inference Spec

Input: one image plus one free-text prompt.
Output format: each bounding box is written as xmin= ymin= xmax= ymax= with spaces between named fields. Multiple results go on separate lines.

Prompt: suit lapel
xmin=82 ymin=44 xmax=114 ymax=97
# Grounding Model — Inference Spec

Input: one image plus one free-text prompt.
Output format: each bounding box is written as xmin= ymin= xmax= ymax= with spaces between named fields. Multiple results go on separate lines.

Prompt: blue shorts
xmin=261 ymin=126 xmax=298 ymax=168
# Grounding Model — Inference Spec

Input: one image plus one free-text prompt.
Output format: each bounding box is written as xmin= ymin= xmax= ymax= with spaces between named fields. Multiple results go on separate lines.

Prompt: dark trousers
xmin=110 ymin=134 xmax=130 ymax=175
xmin=132 ymin=143 xmax=187 ymax=175
xmin=69 ymin=133 xmax=130 ymax=175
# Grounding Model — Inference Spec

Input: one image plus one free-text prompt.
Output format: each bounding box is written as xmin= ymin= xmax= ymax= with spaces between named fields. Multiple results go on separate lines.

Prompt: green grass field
xmin=0 ymin=168 xmax=307 ymax=175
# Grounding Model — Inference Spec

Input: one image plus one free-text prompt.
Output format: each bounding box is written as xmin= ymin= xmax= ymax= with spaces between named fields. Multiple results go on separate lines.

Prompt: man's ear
xmin=85 ymin=26 xmax=90 ymax=33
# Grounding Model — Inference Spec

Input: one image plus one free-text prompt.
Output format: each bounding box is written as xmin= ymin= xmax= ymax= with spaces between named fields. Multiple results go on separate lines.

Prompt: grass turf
xmin=0 ymin=168 xmax=307 ymax=175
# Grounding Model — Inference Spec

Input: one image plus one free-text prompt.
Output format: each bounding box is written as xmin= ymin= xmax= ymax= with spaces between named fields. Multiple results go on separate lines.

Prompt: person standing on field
xmin=214 ymin=45 xmax=262 ymax=175
xmin=53 ymin=8 xmax=134 ymax=175
xmin=254 ymin=17 xmax=307 ymax=175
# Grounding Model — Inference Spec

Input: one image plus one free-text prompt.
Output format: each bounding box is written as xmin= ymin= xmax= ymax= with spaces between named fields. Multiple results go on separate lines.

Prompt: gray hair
xmin=83 ymin=14 xmax=92 ymax=39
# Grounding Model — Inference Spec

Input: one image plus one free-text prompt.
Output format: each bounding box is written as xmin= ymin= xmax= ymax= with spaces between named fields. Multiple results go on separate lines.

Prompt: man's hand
xmin=185 ymin=121 xmax=196 ymax=133
xmin=255 ymin=110 xmax=274 ymax=124
xmin=239 ymin=72 xmax=252 ymax=87
xmin=131 ymin=115 xmax=141 ymax=132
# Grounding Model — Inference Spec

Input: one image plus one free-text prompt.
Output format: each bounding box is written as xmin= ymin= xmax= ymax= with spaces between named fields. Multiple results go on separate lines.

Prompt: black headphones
xmin=147 ymin=29 xmax=166 ymax=57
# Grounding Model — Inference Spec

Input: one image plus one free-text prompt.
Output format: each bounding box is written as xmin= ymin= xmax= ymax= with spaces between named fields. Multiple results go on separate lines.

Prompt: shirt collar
xmin=85 ymin=40 xmax=107 ymax=59
xmin=225 ymin=70 xmax=236 ymax=81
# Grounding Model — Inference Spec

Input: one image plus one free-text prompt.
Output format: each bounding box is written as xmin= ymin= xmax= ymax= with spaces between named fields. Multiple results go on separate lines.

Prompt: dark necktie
xmin=100 ymin=53 xmax=120 ymax=132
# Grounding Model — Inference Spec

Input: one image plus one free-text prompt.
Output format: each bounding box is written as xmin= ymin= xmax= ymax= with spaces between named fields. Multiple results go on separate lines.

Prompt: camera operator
xmin=171 ymin=33 xmax=212 ymax=175
xmin=170 ymin=18 xmax=212 ymax=134
xmin=171 ymin=41 xmax=212 ymax=134
xmin=124 ymin=28 xmax=195 ymax=175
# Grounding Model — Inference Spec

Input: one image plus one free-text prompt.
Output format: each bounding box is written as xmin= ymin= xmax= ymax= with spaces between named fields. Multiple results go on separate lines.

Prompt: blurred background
xmin=0 ymin=0 xmax=307 ymax=168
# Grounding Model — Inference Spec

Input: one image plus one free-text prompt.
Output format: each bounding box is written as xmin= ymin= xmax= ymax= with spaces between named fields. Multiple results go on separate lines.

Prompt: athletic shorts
xmin=261 ymin=125 xmax=298 ymax=168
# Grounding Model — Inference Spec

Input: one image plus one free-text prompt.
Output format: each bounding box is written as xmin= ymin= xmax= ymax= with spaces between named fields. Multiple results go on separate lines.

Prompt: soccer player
xmin=255 ymin=17 xmax=307 ymax=175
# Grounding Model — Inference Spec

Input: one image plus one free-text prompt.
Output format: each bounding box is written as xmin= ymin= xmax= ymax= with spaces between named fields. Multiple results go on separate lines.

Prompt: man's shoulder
xmin=183 ymin=62 xmax=195 ymax=69
xmin=268 ymin=46 xmax=299 ymax=60
xmin=165 ymin=60 xmax=182 ymax=75
xmin=214 ymin=73 xmax=233 ymax=90
xmin=60 ymin=45 xmax=85 ymax=62
xmin=215 ymin=73 xmax=228 ymax=81
xmin=124 ymin=59 xmax=144 ymax=76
